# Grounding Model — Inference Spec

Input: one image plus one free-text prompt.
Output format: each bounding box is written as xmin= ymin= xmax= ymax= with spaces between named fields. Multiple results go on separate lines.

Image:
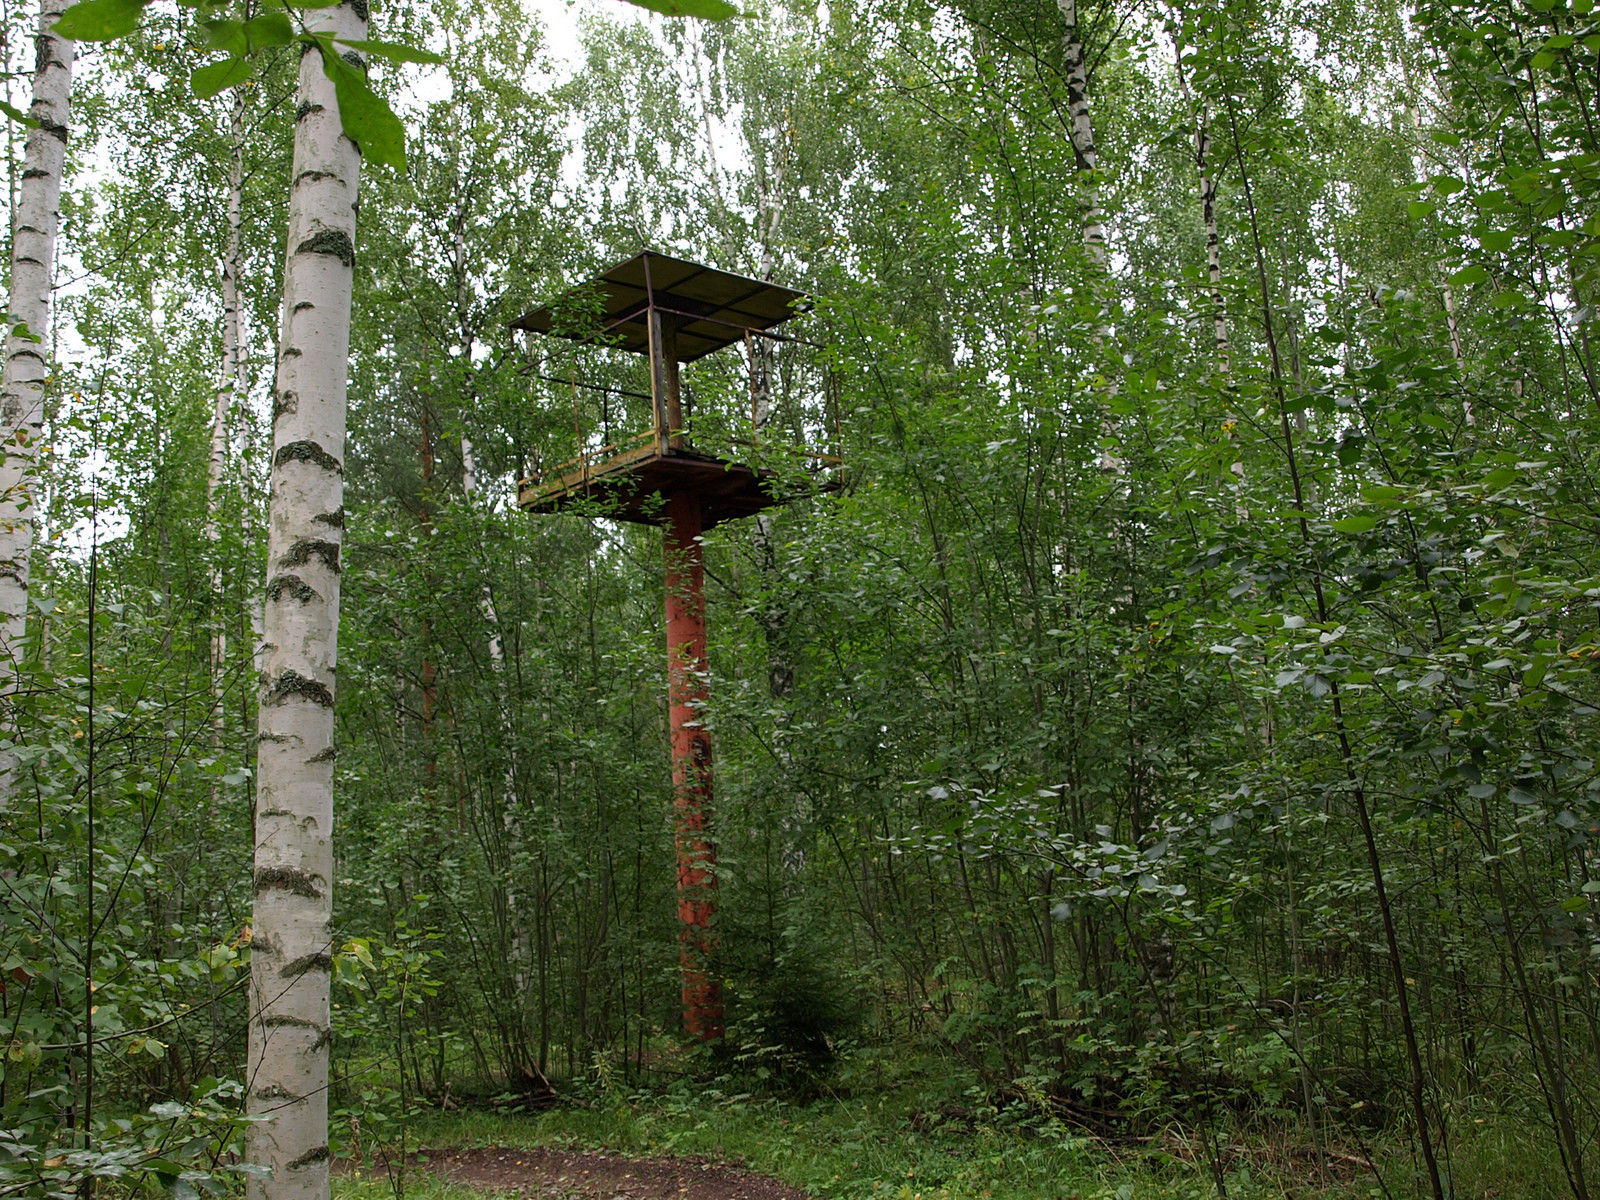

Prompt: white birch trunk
xmin=1056 ymin=0 xmax=1106 ymax=270
xmin=1170 ymin=28 xmax=1241 ymax=500
xmin=0 ymin=0 xmax=73 ymax=774
xmin=1440 ymin=267 xmax=1475 ymax=427
xmin=209 ymin=89 xmax=246 ymax=806
xmin=1056 ymin=0 xmax=1120 ymax=472
xmin=248 ymin=9 xmax=366 ymax=1200
xmin=1197 ymin=113 xmax=1228 ymax=375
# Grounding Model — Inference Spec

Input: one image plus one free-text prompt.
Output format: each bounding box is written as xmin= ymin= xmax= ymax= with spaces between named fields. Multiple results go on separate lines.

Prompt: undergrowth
xmin=331 ymin=1046 xmax=1568 ymax=1200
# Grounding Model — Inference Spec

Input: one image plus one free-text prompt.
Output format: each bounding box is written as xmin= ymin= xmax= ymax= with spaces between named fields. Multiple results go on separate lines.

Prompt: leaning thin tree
xmin=0 ymin=0 xmax=75 ymax=801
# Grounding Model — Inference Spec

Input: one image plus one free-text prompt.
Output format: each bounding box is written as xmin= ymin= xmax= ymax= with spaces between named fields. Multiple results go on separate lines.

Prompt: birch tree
xmin=1056 ymin=0 xmax=1105 ymax=269
xmin=0 ymin=0 xmax=73 ymax=793
xmin=246 ymin=6 xmax=367 ymax=1196
xmin=208 ymin=87 xmax=246 ymax=806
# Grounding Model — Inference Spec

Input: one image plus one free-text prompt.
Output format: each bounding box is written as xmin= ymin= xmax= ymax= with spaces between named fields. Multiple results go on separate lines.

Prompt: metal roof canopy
xmin=510 ymin=250 xmax=810 ymax=362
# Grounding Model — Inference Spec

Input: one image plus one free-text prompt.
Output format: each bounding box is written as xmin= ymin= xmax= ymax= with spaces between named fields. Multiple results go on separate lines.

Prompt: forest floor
xmin=327 ymin=1050 xmax=1558 ymax=1200
xmin=393 ymin=1145 xmax=808 ymax=1199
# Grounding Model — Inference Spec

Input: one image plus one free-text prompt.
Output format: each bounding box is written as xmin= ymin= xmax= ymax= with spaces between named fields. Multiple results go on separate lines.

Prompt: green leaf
xmin=202 ymin=18 xmax=246 ymax=55
xmin=53 ymin=0 xmax=149 ymax=40
xmin=192 ymin=57 xmax=251 ymax=99
xmin=1531 ymin=50 xmax=1558 ymax=69
xmin=1407 ymin=200 xmax=1435 ymax=220
xmin=1478 ymin=229 xmax=1513 ymax=253
xmin=1449 ymin=264 xmax=1489 ymax=286
xmin=0 ymin=101 xmax=36 ymax=128
xmin=1524 ymin=655 xmax=1551 ymax=689
xmin=243 ymin=12 xmax=294 ymax=49
xmin=1332 ymin=515 xmax=1378 ymax=534
xmin=317 ymin=43 xmax=406 ymax=169
xmin=1361 ymin=484 xmax=1406 ymax=506
xmin=620 ymin=0 xmax=742 ymax=17
xmin=336 ymin=38 xmax=444 ymax=64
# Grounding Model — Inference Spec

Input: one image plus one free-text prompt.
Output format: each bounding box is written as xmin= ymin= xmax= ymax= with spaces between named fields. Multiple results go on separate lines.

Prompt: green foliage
xmin=19 ymin=0 xmax=1600 ymax=1197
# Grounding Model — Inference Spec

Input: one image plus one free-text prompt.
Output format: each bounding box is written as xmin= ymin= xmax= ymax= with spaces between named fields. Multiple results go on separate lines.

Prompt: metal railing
xmin=517 ymin=330 xmax=841 ymax=505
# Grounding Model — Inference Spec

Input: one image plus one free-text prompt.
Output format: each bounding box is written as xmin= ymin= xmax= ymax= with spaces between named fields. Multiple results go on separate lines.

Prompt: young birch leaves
xmin=54 ymin=0 xmax=438 ymax=170
xmin=621 ymin=0 xmax=744 ymax=18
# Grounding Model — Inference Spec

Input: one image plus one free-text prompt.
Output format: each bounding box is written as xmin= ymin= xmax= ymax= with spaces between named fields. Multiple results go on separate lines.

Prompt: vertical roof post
xmin=641 ymin=253 xmax=682 ymax=454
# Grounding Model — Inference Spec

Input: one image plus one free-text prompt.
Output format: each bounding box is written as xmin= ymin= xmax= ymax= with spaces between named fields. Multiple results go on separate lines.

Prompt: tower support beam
xmin=664 ymin=490 xmax=721 ymax=1040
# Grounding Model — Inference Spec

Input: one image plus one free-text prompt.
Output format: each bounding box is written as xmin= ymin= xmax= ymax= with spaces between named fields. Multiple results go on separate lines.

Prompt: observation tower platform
xmin=511 ymin=250 xmax=838 ymax=527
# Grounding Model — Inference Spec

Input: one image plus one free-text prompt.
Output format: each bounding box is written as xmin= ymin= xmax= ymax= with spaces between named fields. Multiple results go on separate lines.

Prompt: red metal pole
xmin=663 ymin=490 xmax=722 ymax=1041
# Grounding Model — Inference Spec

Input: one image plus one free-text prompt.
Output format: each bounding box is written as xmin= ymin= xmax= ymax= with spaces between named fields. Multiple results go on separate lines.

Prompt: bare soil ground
xmin=412 ymin=1146 xmax=811 ymax=1200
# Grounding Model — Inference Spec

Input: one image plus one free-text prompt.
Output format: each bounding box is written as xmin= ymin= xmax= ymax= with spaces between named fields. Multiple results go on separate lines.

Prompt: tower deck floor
xmin=518 ymin=444 xmax=822 ymax=529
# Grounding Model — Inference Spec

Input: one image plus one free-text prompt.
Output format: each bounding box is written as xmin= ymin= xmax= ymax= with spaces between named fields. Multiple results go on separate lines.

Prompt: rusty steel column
xmin=663 ymin=490 xmax=722 ymax=1041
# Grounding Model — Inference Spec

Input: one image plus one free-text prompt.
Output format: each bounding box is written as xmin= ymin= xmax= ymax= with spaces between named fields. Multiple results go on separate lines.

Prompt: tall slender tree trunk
xmin=1195 ymin=110 xmax=1227 ymax=372
xmin=1056 ymin=0 xmax=1121 ymax=474
xmin=1057 ymin=0 xmax=1105 ymax=269
xmin=1168 ymin=15 xmax=1240 ymax=505
xmin=209 ymin=88 xmax=246 ymax=809
xmin=0 ymin=0 xmax=73 ymax=796
xmin=247 ymin=9 xmax=366 ymax=1200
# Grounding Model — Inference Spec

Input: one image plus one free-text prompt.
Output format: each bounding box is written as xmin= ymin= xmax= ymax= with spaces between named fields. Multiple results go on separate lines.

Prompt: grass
xmin=328 ymin=1047 xmax=1573 ymax=1200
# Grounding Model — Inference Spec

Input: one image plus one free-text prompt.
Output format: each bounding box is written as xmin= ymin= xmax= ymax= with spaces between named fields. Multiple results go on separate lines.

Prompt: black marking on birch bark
xmin=262 ymin=1014 xmax=328 ymax=1033
xmin=307 ymin=745 xmax=336 ymax=763
xmin=352 ymin=0 xmax=370 ymax=21
xmin=255 ymin=865 xmax=324 ymax=899
xmin=296 ymin=169 xmax=338 ymax=186
xmin=256 ymin=807 xmax=292 ymax=818
xmin=296 ymin=229 xmax=355 ymax=268
xmin=253 ymin=1083 xmax=303 ymax=1102
xmin=280 ymin=952 xmax=334 ymax=978
xmin=288 ymin=1146 xmax=331 ymax=1170
xmin=273 ymin=391 xmax=297 ymax=422
xmin=257 ymin=731 xmax=292 ymax=744
xmin=274 ymin=440 xmax=343 ymax=474
xmin=21 ymin=168 xmax=46 ymax=180
xmin=265 ymin=574 xmax=319 ymax=605
xmin=281 ymin=347 xmax=302 ymax=360
xmin=32 ymin=31 xmax=64 ymax=77
xmin=279 ymin=539 xmax=340 ymax=573
xmin=265 ymin=669 xmax=335 ymax=708
xmin=296 ymin=100 xmax=323 ymax=123
xmin=293 ymin=300 xmax=315 ymax=312
xmin=313 ymin=507 xmax=344 ymax=528
xmin=342 ymin=50 xmax=365 ymax=70
xmin=14 ymin=256 xmax=42 ymax=268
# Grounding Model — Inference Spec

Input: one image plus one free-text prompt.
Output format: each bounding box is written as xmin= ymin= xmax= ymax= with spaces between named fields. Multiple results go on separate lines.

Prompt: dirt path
xmin=417 ymin=1146 xmax=811 ymax=1200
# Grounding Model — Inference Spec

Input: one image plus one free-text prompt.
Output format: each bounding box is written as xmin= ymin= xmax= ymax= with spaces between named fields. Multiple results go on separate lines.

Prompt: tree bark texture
xmin=248 ymin=11 xmax=365 ymax=1200
xmin=1056 ymin=0 xmax=1106 ymax=270
xmin=209 ymin=87 xmax=246 ymax=809
xmin=0 ymin=0 xmax=73 ymax=727
xmin=664 ymin=491 xmax=721 ymax=1041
